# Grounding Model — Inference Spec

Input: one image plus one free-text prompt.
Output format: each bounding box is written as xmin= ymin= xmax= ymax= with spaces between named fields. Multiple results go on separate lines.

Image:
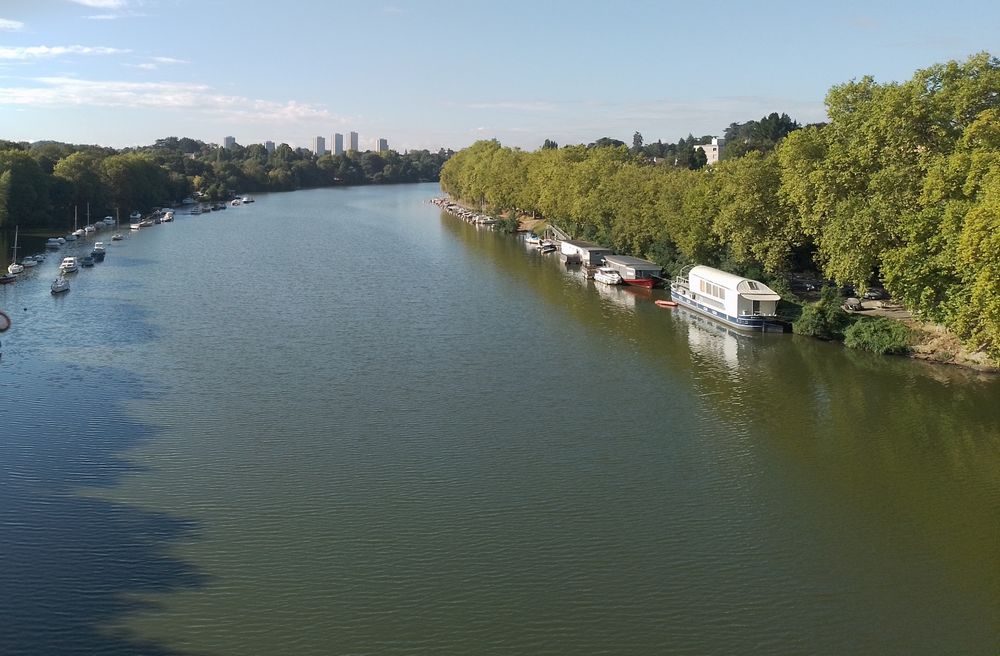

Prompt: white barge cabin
xmin=670 ymin=265 xmax=780 ymax=331
xmin=560 ymin=240 xmax=613 ymax=265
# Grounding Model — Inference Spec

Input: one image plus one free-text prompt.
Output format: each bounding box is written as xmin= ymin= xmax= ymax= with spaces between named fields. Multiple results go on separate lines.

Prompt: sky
xmin=0 ymin=0 xmax=997 ymax=152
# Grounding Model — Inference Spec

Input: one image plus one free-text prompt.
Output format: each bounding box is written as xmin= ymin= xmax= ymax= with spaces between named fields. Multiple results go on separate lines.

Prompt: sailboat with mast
xmin=84 ymin=203 xmax=96 ymax=235
xmin=66 ymin=206 xmax=79 ymax=241
xmin=7 ymin=226 xmax=24 ymax=275
xmin=112 ymin=208 xmax=125 ymax=241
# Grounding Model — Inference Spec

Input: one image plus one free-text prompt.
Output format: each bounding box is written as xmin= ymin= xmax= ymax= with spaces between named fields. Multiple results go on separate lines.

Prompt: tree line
xmin=0 ymin=136 xmax=452 ymax=230
xmin=439 ymin=52 xmax=1000 ymax=361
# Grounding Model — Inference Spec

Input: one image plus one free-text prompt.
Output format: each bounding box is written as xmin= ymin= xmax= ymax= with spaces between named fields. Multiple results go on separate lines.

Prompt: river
xmin=1 ymin=183 xmax=997 ymax=655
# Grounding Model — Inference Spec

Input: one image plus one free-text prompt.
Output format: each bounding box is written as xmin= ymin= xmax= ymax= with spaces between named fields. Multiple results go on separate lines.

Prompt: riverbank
xmin=435 ymin=195 xmax=998 ymax=374
xmin=845 ymin=300 xmax=998 ymax=372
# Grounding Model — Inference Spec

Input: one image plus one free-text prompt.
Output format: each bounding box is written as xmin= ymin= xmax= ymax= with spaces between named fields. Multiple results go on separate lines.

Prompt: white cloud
xmin=0 ymin=76 xmax=339 ymax=124
xmin=127 ymin=56 xmax=190 ymax=71
xmin=0 ymin=45 xmax=130 ymax=60
xmin=0 ymin=18 xmax=24 ymax=31
xmin=68 ymin=0 xmax=129 ymax=8
xmin=85 ymin=14 xmax=119 ymax=20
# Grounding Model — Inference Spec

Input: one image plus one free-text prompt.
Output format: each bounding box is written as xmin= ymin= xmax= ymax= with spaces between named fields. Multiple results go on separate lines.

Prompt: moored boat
xmin=80 ymin=255 xmax=95 ymax=267
xmin=7 ymin=226 xmax=24 ymax=275
xmin=601 ymin=255 xmax=661 ymax=288
xmin=46 ymin=238 xmax=63 ymax=250
xmin=669 ymin=265 xmax=781 ymax=332
xmin=20 ymin=256 xmax=37 ymax=268
xmin=51 ymin=274 xmax=70 ymax=294
xmin=59 ymin=256 xmax=79 ymax=273
xmin=594 ymin=266 xmax=624 ymax=285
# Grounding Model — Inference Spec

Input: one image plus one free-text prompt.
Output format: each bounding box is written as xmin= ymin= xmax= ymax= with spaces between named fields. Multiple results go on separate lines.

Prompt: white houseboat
xmin=560 ymin=240 xmax=614 ymax=266
xmin=670 ymin=265 xmax=781 ymax=331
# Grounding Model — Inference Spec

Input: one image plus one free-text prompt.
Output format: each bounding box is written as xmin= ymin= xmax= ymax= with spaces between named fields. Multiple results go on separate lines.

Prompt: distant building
xmin=348 ymin=131 xmax=359 ymax=152
xmin=693 ymin=137 xmax=725 ymax=165
xmin=313 ymin=136 xmax=326 ymax=157
xmin=264 ymin=140 xmax=275 ymax=155
xmin=333 ymin=133 xmax=344 ymax=155
xmin=223 ymin=136 xmax=236 ymax=150
xmin=376 ymin=138 xmax=389 ymax=153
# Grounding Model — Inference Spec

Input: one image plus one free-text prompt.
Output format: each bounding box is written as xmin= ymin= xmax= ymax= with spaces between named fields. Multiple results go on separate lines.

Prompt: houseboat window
xmin=747 ymin=281 xmax=759 ymax=290
xmin=697 ymin=280 xmax=725 ymax=299
xmin=752 ymin=300 xmax=761 ymax=314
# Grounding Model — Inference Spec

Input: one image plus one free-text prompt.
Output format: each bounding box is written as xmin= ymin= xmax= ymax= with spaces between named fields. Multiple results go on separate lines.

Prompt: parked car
xmin=863 ymin=288 xmax=886 ymax=300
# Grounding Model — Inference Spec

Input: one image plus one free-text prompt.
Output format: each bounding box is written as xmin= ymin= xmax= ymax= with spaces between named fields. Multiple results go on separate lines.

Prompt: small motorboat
xmin=20 ymin=256 xmax=37 ymax=268
xmin=46 ymin=238 xmax=63 ymax=250
xmin=59 ymin=256 xmax=79 ymax=273
xmin=57 ymin=237 xmax=66 ymax=245
xmin=129 ymin=211 xmax=141 ymax=221
xmin=80 ymin=255 xmax=95 ymax=267
xmin=33 ymin=253 xmax=45 ymax=263
xmin=524 ymin=233 xmax=541 ymax=246
xmin=594 ymin=267 xmax=623 ymax=285
xmin=231 ymin=199 xmax=241 ymax=206
xmin=51 ymin=275 xmax=70 ymax=294
xmin=111 ymin=233 xmax=125 ymax=241
xmin=93 ymin=242 xmax=106 ymax=252
xmin=90 ymin=249 xmax=106 ymax=262
xmin=655 ymin=299 xmax=678 ymax=308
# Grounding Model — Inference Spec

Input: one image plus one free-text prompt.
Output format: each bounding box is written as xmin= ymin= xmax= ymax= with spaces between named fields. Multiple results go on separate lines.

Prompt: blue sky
xmin=0 ymin=0 xmax=997 ymax=151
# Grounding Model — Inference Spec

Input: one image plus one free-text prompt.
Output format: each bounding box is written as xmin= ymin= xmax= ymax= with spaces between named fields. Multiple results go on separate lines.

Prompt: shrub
xmin=844 ymin=317 xmax=911 ymax=355
xmin=494 ymin=214 xmax=520 ymax=234
xmin=793 ymin=285 xmax=850 ymax=339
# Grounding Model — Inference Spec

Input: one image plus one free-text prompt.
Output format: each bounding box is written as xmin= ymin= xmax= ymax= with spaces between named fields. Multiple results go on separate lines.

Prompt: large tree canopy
xmin=440 ymin=52 xmax=1000 ymax=360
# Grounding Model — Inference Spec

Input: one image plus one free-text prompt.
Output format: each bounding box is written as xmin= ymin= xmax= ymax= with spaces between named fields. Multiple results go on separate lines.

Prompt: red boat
xmin=623 ymin=277 xmax=656 ymax=288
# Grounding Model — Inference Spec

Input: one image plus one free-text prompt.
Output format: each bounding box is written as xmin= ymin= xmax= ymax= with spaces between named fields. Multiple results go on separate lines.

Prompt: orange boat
xmin=655 ymin=300 xmax=678 ymax=308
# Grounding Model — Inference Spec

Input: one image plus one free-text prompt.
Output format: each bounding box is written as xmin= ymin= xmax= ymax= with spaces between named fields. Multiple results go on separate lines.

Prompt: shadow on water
xmin=0 ymin=293 xmax=207 ymax=654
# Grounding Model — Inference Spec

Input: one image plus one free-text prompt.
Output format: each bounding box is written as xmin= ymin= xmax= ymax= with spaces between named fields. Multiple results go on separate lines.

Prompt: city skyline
xmin=219 ymin=132 xmax=402 ymax=155
xmin=0 ymin=1 xmax=997 ymax=151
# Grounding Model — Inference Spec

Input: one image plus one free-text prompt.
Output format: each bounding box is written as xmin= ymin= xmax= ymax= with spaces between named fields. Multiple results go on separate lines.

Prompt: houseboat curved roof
xmin=689 ymin=265 xmax=780 ymax=301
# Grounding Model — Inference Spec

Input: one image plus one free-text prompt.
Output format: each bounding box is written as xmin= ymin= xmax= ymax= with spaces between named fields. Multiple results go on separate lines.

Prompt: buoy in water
xmin=655 ymin=300 xmax=678 ymax=308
